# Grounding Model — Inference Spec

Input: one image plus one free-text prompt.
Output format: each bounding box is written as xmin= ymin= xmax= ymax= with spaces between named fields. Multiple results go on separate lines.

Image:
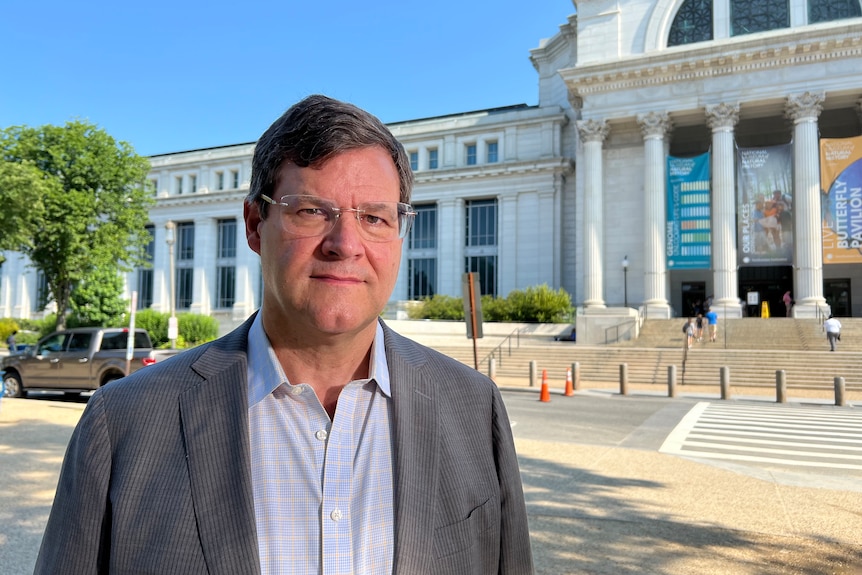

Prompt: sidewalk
xmin=2 ymin=395 xmax=862 ymax=574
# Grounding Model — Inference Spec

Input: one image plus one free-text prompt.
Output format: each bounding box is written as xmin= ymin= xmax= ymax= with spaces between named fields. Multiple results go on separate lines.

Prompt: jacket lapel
xmin=179 ymin=321 xmax=261 ymax=575
xmin=384 ymin=323 xmax=440 ymax=573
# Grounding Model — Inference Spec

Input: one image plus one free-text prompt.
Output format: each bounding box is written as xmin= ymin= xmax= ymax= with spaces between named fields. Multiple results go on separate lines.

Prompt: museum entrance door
xmin=738 ymin=266 xmax=793 ymax=317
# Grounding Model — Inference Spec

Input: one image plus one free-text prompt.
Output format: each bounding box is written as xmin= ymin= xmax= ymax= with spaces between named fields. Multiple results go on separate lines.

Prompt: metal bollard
xmin=488 ymin=357 xmax=496 ymax=381
xmin=529 ymin=360 xmax=538 ymax=388
xmin=720 ymin=366 xmax=731 ymax=400
xmin=835 ymin=376 xmax=846 ymax=407
xmin=776 ymin=370 xmax=787 ymax=404
xmin=572 ymin=362 xmax=581 ymax=391
xmin=619 ymin=363 xmax=628 ymax=396
xmin=668 ymin=365 xmax=677 ymax=398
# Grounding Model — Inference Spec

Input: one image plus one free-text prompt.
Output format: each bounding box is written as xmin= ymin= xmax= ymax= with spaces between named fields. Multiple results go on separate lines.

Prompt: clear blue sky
xmin=1 ymin=1 xmax=575 ymax=157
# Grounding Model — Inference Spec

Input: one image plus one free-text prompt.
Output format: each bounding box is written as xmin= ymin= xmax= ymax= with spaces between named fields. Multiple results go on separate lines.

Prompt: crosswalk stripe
xmin=660 ymin=401 xmax=862 ymax=470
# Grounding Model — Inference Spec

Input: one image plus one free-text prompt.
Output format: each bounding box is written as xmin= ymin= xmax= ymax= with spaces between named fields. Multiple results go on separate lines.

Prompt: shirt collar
xmin=247 ymin=313 xmax=391 ymax=408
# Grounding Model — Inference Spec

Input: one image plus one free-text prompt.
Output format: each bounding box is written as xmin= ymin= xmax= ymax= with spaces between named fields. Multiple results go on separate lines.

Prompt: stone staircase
xmin=421 ymin=318 xmax=862 ymax=391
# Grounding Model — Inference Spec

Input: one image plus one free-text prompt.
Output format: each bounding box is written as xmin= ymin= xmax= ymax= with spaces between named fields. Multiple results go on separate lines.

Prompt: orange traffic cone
xmin=564 ymin=367 xmax=574 ymax=396
xmin=539 ymin=369 xmax=551 ymax=402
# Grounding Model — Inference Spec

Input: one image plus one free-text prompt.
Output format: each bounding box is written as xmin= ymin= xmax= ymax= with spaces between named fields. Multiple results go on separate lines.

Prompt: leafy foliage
xmin=0 ymin=121 xmax=153 ymax=330
xmin=121 ymin=310 xmax=217 ymax=349
xmin=67 ymin=265 xmax=128 ymax=327
xmin=408 ymin=295 xmax=464 ymax=320
xmin=409 ymin=285 xmax=574 ymax=323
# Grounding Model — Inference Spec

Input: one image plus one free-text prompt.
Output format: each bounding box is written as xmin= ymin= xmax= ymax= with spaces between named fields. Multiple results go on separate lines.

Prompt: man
xmin=824 ymin=314 xmax=842 ymax=351
xmin=35 ymin=95 xmax=533 ymax=574
xmin=705 ymin=309 xmax=718 ymax=342
xmin=783 ymin=291 xmax=792 ymax=317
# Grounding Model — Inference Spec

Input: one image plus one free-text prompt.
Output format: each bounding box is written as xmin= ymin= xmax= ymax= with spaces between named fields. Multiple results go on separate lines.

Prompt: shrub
xmin=0 ymin=318 xmax=19 ymax=344
xmin=505 ymin=284 xmax=573 ymax=323
xmin=409 ymin=295 xmax=464 ymax=320
xmin=129 ymin=309 xmax=170 ymax=347
xmin=178 ymin=314 xmax=219 ymax=347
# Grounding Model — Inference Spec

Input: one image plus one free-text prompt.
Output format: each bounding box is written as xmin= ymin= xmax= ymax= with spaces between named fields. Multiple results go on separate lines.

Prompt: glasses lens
xmin=272 ymin=195 xmax=415 ymax=242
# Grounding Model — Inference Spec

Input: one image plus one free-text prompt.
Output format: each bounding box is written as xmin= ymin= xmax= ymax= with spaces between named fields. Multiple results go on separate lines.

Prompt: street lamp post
xmin=165 ymin=221 xmax=177 ymax=349
xmin=622 ymin=255 xmax=629 ymax=308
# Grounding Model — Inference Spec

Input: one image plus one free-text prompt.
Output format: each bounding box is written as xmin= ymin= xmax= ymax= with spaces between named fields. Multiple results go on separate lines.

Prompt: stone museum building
xmin=2 ymin=0 xmax=861 ymax=342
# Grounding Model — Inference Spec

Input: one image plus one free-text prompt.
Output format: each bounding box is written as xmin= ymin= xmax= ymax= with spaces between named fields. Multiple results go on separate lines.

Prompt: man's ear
xmin=244 ymin=200 xmax=263 ymax=255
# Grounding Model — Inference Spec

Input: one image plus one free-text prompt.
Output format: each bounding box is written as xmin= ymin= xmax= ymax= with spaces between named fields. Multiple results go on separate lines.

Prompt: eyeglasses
xmin=260 ymin=194 xmax=416 ymax=242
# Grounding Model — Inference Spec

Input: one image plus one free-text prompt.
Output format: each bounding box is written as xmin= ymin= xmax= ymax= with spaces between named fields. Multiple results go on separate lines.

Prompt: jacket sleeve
xmin=492 ymin=387 xmax=535 ymax=574
xmin=34 ymin=391 xmax=112 ymax=574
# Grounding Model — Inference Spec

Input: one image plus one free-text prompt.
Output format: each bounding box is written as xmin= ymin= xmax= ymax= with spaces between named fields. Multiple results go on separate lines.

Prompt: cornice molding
xmin=562 ymin=25 xmax=862 ymax=97
xmin=413 ymin=157 xmax=574 ymax=184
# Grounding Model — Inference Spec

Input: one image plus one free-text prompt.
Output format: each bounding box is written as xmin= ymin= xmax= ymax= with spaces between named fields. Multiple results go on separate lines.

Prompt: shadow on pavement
xmin=519 ymin=454 xmax=862 ymax=575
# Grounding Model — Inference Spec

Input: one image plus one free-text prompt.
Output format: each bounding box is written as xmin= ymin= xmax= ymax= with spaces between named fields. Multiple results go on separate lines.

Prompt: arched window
xmin=809 ymin=0 xmax=862 ymax=23
xmin=731 ymin=0 xmax=790 ymax=35
xmin=668 ymin=0 xmax=714 ymax=46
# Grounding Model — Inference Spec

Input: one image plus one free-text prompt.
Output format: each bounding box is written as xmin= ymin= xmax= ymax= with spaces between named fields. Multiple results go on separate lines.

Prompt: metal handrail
xmin=480 ymin=327 xmax=522 ymax=368
xmin=604 ymin=320 xmax=636 ymax=344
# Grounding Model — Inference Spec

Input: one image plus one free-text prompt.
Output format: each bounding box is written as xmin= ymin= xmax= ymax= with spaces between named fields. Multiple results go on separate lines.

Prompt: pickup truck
xmin=1 ymin=327 xmax=156 ymax=398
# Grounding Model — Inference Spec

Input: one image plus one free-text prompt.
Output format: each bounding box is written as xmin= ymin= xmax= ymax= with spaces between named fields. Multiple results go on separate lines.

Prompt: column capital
xmin=577 ymin=118 xmax=610 ymax=143
xmin=637 ymin=112 xmax=673 ymax=140
xmin=785 ymin=92 xmax=824 ymax=123
xmin=705 ymin=103 xmax=740 ymax=131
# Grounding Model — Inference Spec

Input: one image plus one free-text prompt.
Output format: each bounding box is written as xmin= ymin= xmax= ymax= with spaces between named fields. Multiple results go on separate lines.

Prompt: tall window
xmin=190 ymin=174 xmax=197 ymax=193
xmin=176 ymin=222 xmax=195 ymax=309
xmin=216 ymin=218 xmax=237 ymax=309
xmin=464 ymin=199 xmax=498 ymax=296
xmin=428 ymin=148 xmax=439 ymax=170
xmin=810 ymin=0 xmax=861 ymax=22
xmin=409 ymin=151 xmax=419 ymax=171
xmin=137 ymin=225 xmax=155 ymax=309
xmin=231 ymin=170 xmax=240 ymax=189
xmin=668 ymin=0 xmax=713 ymax=46
xmin=487 ymin=141 xmax=499 ymax=163
xmin=36 ymin=271 xmax=49 ymax=310
xmin=466 ymin=144 xmax=477 ymax=166
xmin=408 ymin=204 xmax=437 ymax=299
xmin=731 ymin=0 xmax=789 ymax=36
xmin=216 ymin=171 xmax=225 ymax=191
xmin=149 ymin=178 xmax=159 ymax=196
xmin=176 ymin=176 xmax=184 ymax=195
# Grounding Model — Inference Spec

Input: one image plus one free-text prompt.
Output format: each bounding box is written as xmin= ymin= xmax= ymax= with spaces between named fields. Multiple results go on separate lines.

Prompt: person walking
xmin=824 ymin=314 xmax=842 ymax=351
xmin=783 ymin=291 xmax=793 ymax=317
xmin=705 ymin=309 xmax=719 ymax=342
xmin=683 ymin=317 xmax=695 ymax=349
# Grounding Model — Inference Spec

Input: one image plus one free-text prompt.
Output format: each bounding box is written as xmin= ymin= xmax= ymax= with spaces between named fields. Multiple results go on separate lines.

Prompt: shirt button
xmin=330 ymin=508 xmax=343 ymax=521
xmin=290 ymin=386 xmax=303 ymax=395
xmin=315 ymin=429 xmax=328 ymax=441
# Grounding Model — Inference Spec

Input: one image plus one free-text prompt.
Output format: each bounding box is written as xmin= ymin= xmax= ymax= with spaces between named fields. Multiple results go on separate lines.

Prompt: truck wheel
xmin=3 ymin=373 xmax=24 ymax=398
xmin=102 ymin=374 xmax=123 ymax=386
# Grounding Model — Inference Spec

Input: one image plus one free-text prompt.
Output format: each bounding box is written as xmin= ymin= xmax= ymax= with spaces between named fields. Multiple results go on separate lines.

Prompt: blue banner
xmin=666 ymin=153 xmax=711 ymax=269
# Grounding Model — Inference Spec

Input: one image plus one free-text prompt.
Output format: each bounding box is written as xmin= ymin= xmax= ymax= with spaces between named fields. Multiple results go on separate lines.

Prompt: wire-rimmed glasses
xmin=260 ymin=194 xmax=416 ymax=242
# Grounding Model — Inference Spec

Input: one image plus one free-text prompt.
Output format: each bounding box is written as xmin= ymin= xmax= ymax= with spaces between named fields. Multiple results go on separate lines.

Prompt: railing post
xmin=720 ymin=366 xmax=731 ymax=400
xmin=529 ymin=360 xmax=538 ymax=388
xmin=571 ymin=362 xmax=581 ymax=391
xmin=668 ymin=365 xmax=676 ymax=398
xmin=835 ymin=376 xmax=846 ymax=407
xmin=619 ymin=363 xmax=628 ymax=396
xmin=488 ymin=357 xmax=496 ymax=381
xmin=776 ymin=370 xmax=787 ymax=404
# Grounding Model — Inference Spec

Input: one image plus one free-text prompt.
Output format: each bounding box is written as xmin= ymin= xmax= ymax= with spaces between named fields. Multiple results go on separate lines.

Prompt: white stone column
xmin=786 ymin=92 xmax=827 ymax=317
xmin=191 ymin=217 xmax=217 ymax=316
xmin=437 ymin=198 xmax=463 ymax=297
xmin=638 ymin=112 xmax=672 ymax=318
xmin=577 ymin=118 xmax=610 ymax=308
xmin=705 ymin=103 xmax=743 ymax=316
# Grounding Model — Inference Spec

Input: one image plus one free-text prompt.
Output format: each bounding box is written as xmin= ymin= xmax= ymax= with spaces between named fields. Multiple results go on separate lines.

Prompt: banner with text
xmin=821 ymin=136 xmax=862 ymax=264
xmin=736 ymin=144 xmax=793 ymax=266
xmin=667 ymin=152 xmax=711 ymax=270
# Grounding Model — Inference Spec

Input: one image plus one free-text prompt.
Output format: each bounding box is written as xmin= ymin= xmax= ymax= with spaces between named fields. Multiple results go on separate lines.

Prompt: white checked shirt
xmin=247 ymin=314 xmax=395 ymax=575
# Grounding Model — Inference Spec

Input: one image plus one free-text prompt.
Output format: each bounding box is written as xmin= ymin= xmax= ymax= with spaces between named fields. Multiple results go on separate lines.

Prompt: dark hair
xmin=246 ymin=95 xmax=413 ymax=217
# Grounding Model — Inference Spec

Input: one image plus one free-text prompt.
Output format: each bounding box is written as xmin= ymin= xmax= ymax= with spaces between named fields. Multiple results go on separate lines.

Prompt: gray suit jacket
xmin=34 ymin=317 xmax=533 ymax=574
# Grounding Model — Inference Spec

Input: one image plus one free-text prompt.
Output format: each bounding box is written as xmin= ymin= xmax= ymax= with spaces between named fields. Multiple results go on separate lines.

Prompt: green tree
xmin=0 ymin=121 xmax=153 ymax=330
xmin=68 ymin=264 xmax=128 ymax=327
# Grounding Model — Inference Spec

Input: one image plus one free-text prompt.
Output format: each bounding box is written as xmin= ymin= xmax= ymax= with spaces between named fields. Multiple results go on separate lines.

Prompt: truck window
xmin=38 ymin=333 xmax=69 ymax=354
xmin=67 ymin=333 xmax=93 ymax=352
xmin=100 ymin=332 xmax=126 ymax=350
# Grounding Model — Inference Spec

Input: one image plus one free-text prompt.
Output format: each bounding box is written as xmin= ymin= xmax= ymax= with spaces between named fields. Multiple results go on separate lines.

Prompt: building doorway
xmin=738 ymin=266 xmax=793 ymax=317
xmin=824 ymin=279 xmax=851 ymax=317
xmin=681 ymin=282 xmax=706 ymax=317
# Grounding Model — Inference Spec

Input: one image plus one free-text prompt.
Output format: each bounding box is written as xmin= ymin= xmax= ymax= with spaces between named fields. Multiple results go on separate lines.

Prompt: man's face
xmin=245 ymin=146 xmax=404 ymax=342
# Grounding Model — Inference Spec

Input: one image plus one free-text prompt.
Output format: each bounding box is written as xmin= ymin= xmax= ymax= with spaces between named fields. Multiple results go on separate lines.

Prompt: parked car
xmin=1 ymin=327 xmax=156 ymax=398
